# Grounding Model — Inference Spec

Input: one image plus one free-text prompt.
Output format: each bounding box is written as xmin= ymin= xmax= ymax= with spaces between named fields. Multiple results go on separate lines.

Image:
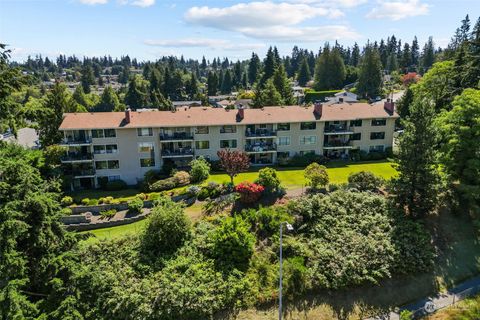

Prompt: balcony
xmin=159 ymin=132 xmax=194 ymax=142
xmin=245 ymin=143 xmax=277 ymax=153
xmin=59 ymin=137 xmax=92 ymax=146
xmin=65 ymin=169 xmax=96 ymax=178
xmin=61 ymin=152 xmax=93 ymax=163
xmin=323 ymin=140 xmax=354 ymax=150
xmin=324 ymin=125 xmax=354 ymax=135
xmin=245 ymin=129 xmax=277 ymax=138
xmin=161 ymin=148 xmax=194 ymax=158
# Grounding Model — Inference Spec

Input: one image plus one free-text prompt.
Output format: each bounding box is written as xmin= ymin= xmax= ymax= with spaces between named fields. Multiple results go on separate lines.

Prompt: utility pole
xmin=279 ymin=222 xmax=293 ymax=320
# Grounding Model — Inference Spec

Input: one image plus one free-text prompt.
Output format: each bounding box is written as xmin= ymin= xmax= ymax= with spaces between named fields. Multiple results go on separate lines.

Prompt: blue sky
xmin=0 ymin=0 xmax=476 ymax=62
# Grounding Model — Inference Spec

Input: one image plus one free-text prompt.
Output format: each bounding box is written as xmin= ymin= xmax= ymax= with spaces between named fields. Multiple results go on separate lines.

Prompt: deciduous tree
xmin=217 ymin=149 xmax=250 ymax=184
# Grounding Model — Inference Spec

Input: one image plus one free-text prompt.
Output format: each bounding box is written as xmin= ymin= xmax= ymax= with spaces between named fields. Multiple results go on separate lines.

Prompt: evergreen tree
xmin=233 ymin=61 xmax=242 ymax=88
xmin=401 ymin=43 xmax=412 ymax=72
xmin=421 ymin=37 xmax=435 ymax=72
xmin=253 ymin=79 xmax=283 ymax=107
xmin=80 ymin=64 xmax=95 ymax=93
xmin=260 ymin=47 xmax=277 ymax=86
xmin=38 ymin=82 xmax=76 ymax=146
xmin=221 ymin=70 xmax=233 ymax=94
xmin=396 ymin=86 xmax=414 ymax=118
xmin=96 ymin=86 xmax=120 ymax=112
xmin=72 ymin=85 xmax=90 ymax=109
xmin=151 ymin=89 xmax=173 ymax=111
xmin=125 ymin=75 xmax=148 ymax=109
xmin=207 ymin=71 xmax=218 ymax=96
xmin=386 ymin=53 xmax=398 ymax=73
xmin=351 ymin=42 xmax=360 ymax=67
xmin=248 ymin=52 xmax=260 ymax=85
xmin=357 ymin=45 xmax=383 ymax=98
xmin=185 ymin=73 xmax=199 ymax=98
xmin=200 ymin=56 xmax=207 ymax=70
xmin=297 ymin=57 xmax=311 ymax=86
xmin=272 ymin=64 xmax=295 ymax=104
xmin=118 ymin=64 xmax=130 ymax=84
xmin=464 ymin=17 xmax=480 ymax=88
xmin=411 ymin=36 xmax=420 ymax=67
xmin=393 ymin=97 xmax=439 ymax=218
xmin=313 ymin=44 xmax=346 ymax=90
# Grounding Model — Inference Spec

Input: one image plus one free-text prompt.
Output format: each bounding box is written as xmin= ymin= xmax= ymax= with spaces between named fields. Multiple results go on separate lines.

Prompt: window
xmin=91 ymin=129 xmax=104 ymax=138
xmin=278 ymin=136 xmax=291 ymax=146
xmin=93 ymin=145 xmax=106 ymax=154
xmin=300 ymin=135 xmax=317 ymax=145
xmin=104 ymin=129 xmax=116 ymax=137
xmin=369 ymin=145 xmax=385 ymax=152
xmin=195 ymin=141 xmax=210 ymax=149
xmin=277 ymin=151 xmax=290 ymax=158
xmin=370 ymin=132 xmax=385 ymax=140
xmin=196 ymin=126 xmax=209 ymax=134
xmin=220 ymin=125 xmax=237 ymax=133
xmin=137 ymin=127 xmax=153 ymax=136
xmin=351 ymin=133 xmax=361 ymax=141
xmin=106 ymin=144 xmax=118 ymax=154
xmin=277 ymin=123 xmax=290 ymax=131
xmin=371 ymin=119 xmax=386 ymax=126
xmin=301 ymin=122 xmax=316 ymax=130
xmin=350 ymin=119 xmax=362 ymax=127
xmin=107 ymin=160 xmax=119 ymax=169
xmin=220 ymin=139 xmax=237 ymax=148
xmin=92 ymin=129 xmax=116 ymax=138
xmin=95 ymin=161 xmax=107 ymax=170
xmin=108 ymin=175 xmax=121 ymax=181
xmin=138 ymin=142 xmax=154 ymax=153
xmin=140 ymin=158 xmax=156 ymax=167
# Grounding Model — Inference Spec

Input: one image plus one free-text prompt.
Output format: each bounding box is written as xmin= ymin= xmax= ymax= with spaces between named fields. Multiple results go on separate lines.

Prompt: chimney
xmin=384 ymin=98 xmax=394 ymax=115
xmin=314 ymin=100 xmax=323 ymax=117
xmin=237 ymin=106 xmax=245 ymax=121
xmin=125 ymin=108 xmax=131 ymax=124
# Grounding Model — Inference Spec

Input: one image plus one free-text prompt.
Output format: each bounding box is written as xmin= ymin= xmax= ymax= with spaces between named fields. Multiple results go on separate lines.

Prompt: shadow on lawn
xmin=228 ymin=210 xmax=480 ymax=320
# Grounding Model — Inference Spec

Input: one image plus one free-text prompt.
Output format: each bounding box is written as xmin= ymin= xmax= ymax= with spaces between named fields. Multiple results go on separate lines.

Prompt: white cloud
xmin=183 ymin=1 xmax=361 ymax=42
xmin=241 ymin=25 xmax=361 ymax=42
xmin=185 ymin=1 xmax=343 ymax=30
xmin=129 ymin=0 xmax=155 ymax=7
xmin=144 ymin=38 xmax=265 ymax=51
xmin=79 ymin=0 xmax=108 ymax=4
xmin=366 ymin=0 xmax=429 ymax=20
xmin=290 ymin=0 xmax=368 ymax=8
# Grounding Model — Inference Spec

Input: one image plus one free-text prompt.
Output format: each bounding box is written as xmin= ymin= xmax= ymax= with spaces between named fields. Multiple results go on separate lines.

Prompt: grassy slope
xmin=208 ymin=160 xmax=398 ymax=190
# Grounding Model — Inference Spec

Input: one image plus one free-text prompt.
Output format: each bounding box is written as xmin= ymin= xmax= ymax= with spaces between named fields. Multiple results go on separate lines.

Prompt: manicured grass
xmin=208 ymin=160 xmax=397 ymax=190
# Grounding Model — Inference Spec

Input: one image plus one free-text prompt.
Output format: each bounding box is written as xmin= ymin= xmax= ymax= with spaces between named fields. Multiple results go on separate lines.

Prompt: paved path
xmin=367 ymin=275 xmax=480 ymax=319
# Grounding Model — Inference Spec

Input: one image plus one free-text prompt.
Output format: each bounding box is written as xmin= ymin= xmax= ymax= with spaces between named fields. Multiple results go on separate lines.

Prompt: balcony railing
xmin=324 ymin=125 xmax=353 ymax=134
xmin=245 ymin=129 xmax=276 ymax=138
xmin=65 ymin=169 xmax=96 ymax=177
xmin=61 ymin=137 xmax=92 ymax=145
xmin=245 ymin=143 xmax=277 ymax=152
xmin=323 ymin=140 xmax=352 ymax=148
xmin=61 ymin=153 xmax=93 ymax=162
xmin=159 ymin=132 xmax=194 ymax=141
xmin=161 ymin=148 xmax=194 ymax=157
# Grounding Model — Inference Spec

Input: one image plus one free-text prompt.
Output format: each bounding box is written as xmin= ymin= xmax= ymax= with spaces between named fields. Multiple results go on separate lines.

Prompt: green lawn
xmin=208 ymin=160 xmax=397 ymax=190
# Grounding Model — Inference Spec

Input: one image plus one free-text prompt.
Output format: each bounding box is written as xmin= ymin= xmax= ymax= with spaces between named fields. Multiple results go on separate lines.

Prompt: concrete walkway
xmin=368 ymin=275 xmax=480 ymax=319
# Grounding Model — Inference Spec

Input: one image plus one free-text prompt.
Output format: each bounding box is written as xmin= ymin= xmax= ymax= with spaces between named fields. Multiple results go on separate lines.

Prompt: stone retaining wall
xmin=65 ymin=213 xmax=148 ymax=232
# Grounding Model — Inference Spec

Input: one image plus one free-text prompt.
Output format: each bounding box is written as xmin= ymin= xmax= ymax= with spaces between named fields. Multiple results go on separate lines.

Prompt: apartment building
xmin=58 ymin=101 xmax=398 ymax=189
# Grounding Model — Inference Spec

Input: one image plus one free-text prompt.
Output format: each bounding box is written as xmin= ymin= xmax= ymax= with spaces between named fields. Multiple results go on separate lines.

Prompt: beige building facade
xmin=58 ymin=102 xmax=398 ymax=189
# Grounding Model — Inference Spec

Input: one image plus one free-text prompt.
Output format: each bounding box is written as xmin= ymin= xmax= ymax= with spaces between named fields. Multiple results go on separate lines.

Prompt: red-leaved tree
xmin=217 ymin=149 xmax=250 ymax=184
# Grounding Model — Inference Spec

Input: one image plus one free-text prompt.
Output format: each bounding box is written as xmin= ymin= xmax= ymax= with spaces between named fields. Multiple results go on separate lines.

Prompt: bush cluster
xmin=61 ymin=196 xmax=73 ymax=207
xmin=148 ymin=171 xmax=191 ymax=192
xmin=189 ymin=156 xmax=211 ymax=183
xmin=235 ymin=182 xmax=264 ymax=204
xmin=100 ymin=208 xmax=117 ymax=219
xmin=127 ymin=197 xmax=143 ymax=214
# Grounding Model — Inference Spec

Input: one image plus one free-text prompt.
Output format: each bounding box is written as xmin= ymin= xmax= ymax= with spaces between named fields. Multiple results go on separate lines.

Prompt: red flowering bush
xmin=235 ymin=182 xmax=264 ymax=204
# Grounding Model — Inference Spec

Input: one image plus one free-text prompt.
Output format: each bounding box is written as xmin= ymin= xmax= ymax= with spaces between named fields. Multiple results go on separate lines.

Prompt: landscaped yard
xmin=208 ymin=160 xmax=397 ymax=190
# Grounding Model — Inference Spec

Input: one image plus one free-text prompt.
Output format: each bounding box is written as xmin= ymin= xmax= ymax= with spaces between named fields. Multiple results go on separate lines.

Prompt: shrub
xmin=202 ymin=193 xmax=238 ymax=216
xmin=347 ymin=171 xmax=385 ymax=192
xmin=173 ymin=171 xmax=191 ymax=186
xmin=187 ymin=185 xmax=201 ymax=197
xmin=255 ymin=167 xmax=282 ymax=194
xmin=149 ymin=177 xmax=177 ymax=192
xmin=61 ymin=196 xmax=73 ymax=207
xmin=241 ymin=206 xmax=293 ymax=238
xmin=208 ymin=215 xmax=255 ymax=271
xmin=189 ymin=156 xmax=211 ymax=183
xmin=136 ymin=193 xmax=147 ymax=200
xmin=235 ymin=182 xmax=264 ymax=204
xmin=81 ymin=198 xmax=90 ymax=206
xmin=103 ymin=196 xmax=114 ymax=204
xmin=148 ymin=192 xmax=161 ymax=201
xmin=304 ymin=163 xmax=329 ymax=190
xmin=100 ymin=209 xmax=117 ymax=219
xmin=104 ymin=180 xmax=127 ymax=191
xmin=87 ymin=199 xmax=99 ymax=206
xmin=399 ymin=310 xmax=413 ymax=320
xmin=144 ymin=169 xmax=160 ymax=185
xmin=98 ymin=197 xmax=106 ymax=204
xmin=161 ymin=159 xmax=176 ymax=176
xmin=141 ymin=197 xmax=191 ymax=260
xmin=60 ymin=207 xmax=72 ymax=216
xmin=128 ymin=198 xmax=143 ymax=214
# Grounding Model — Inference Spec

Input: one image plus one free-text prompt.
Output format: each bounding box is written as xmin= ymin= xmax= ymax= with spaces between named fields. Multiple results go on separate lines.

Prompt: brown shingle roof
xmin=59 ymin=104 xmax=399 ymax=130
